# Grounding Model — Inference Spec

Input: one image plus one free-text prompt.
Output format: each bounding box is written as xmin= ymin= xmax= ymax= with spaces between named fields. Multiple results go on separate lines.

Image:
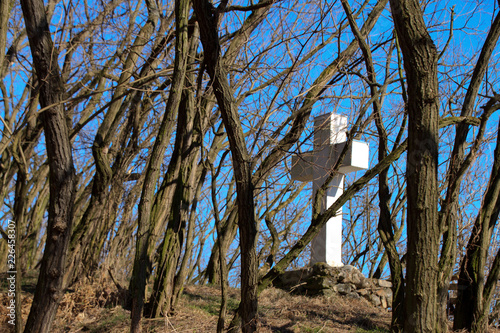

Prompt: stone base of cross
xmin=291 ymin=113 xmax=369 ymax=267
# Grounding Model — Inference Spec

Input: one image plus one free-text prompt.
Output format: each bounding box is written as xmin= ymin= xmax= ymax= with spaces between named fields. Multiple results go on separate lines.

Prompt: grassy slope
xmin=1 ymin=271 xmax=391 ymax=332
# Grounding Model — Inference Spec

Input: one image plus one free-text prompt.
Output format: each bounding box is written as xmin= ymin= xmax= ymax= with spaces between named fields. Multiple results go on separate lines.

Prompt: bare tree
xmin=20 ymin=0 xmax=77 ymax=331
xmin=128 ymin=0 xmax=190 ymax=331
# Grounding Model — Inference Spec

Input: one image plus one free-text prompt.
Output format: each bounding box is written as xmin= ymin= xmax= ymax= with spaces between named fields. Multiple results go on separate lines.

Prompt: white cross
xmin=291 ymin=113 xmax=369 ymax=267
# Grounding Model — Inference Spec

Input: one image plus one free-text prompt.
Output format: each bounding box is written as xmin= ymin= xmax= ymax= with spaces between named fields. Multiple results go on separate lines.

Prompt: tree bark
xmin=64 ymin=0 xmax=163 ymax=287
xmin=147 ymin=80 xmax=201 ymax=316
xmin=455 ymin=108 xmax=500 ymax=332
xmin=192 ymin=1 xmax=259 ymax=330
xmin=389 ymin=0 xmax=440 ymax=331
xmin=128 ymin=0 xmax=189 ymax=331
xmin=341 ymin=1 xmax=405 ymax=330
xmin=205 ymin=207 xmax=238 ymax=285
xmin=20 ymin=0 xmax=76 ymax=331
xmin=13 ymin=166 xmax=26 ymax=333
xmin=448 ymin=9 xmax=500 ymax=331
xmin=0 ymin=0 xmax=11 ymax=75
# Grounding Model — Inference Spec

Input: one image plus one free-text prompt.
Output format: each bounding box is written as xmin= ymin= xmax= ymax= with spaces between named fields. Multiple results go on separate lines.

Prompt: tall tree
xmin=389 ymin=0 xmax=440 ymax=331
xmin=128 ymin=0 xmax=190 ymax=331
xmin=454 ymin=97 xmax=500 ymax=332
xmin=192 ymin=0 xmax=260 ymax=330
xmin=447 ymin=9 xmax=500 ymax=332
xmin=340 ymin=1 xmax=406 ymax=330
xmin=20 ymin=0 xmax=76 ymax=331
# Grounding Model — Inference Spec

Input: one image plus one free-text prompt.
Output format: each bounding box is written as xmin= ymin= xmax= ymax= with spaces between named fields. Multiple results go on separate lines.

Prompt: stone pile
xmin=274 ymin=263 xmax=393 ymax=309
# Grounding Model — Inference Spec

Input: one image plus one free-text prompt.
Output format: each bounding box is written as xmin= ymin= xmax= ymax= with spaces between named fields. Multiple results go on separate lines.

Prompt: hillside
xmin=1 ymin=271 xmax=393 ymax=332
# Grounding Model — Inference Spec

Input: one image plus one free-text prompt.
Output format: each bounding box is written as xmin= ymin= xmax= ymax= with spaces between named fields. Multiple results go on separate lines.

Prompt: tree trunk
xmin=455 ymin=115 xmax=500 ymax=332
xmin=0 ymin=0 xmax=12 ymax=76
xmin=210 ymin=161 xmax=229 ymax=333
xmin=440 ymin=10 xmax=500 ymax=332
xmin=192 ymin=1 xmax=260 ymax=330
xmin=389 ymin=0 xmax=440 ymax=331
xmin=22 ymin=170 xmax=49 ymax=270
xmin=205 ymin=208 xmax=238 ymax=285
xmin=341 ymin=2 xmax=406 ymax=329
xmin=20 ymin=0 xmax=76 ymax=331
xmin=13 ymin=167 xmax=26 ymax=333
xmin=128 ymin=0 xmax=189 ymax=330
xmin=147 ymin=26 xmax=202 ymax=315
xmin=169 ymin=97 xmax=209 ymax=311
xmin=65 ymin=0 xmax=163 ymax=287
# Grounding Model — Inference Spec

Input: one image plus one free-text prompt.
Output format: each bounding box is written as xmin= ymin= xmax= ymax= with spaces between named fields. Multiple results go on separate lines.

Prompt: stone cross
xmin=291 ymin=113 xmax=369 ymax=267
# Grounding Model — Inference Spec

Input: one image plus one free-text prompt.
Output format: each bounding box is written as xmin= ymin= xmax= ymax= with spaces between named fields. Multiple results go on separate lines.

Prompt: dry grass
xmin=2 ymin=273 xmax=500 ymax=332
xmin=257 ymin=287 xmax=390 ymax=332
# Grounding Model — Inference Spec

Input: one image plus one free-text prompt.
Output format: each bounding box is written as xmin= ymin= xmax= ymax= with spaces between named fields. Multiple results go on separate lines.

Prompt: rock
xmin=322 ymin=288 xmax=337 ymax=297
xmin=342 ymin=265 xmax=359 ymax=273
xmin=377 ymin=279 xmax=392 ymax=288
xmin=335 ymin=283 xmax=352 ymax=295
xmin=375 ymin=288 xmax=392 ymax=308
xmin=380 ymin=296 xmax=388 ymax=308
xmin=357 ymin=288 xmax=370 ymax=296
xmin=368 ymin=294 xmax=381 ymax=307
xmin=274 ymin=264 xmax=395 ymax=311
xmin=347 ymin=292 xmax=360 ymax=299
xmin=305 ymin=276 xmax=337 ymax=291
xmin=311 ymin=262 xmax=339 ymax=277
xmin=375 ymin=288 xmax=393 ymax=300
xmin=349 ymin=272 xmax=361 ymax=286
xmin=274 ymin=268 xmax=312 ymax=290
xmin=356 ymin=278 xmax=371 ymax=289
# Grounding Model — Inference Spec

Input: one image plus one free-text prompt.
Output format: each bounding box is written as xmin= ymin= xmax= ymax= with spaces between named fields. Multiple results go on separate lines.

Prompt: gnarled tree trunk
xmin=20 ymin=0 xmax=76 ymax=331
